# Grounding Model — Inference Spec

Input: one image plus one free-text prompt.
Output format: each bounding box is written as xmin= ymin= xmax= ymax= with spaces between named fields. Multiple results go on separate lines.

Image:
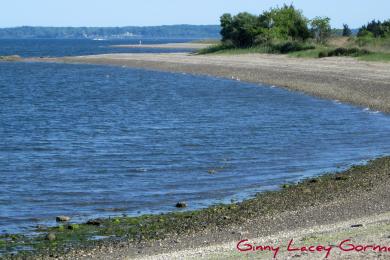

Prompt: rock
xmin=351 ymin=224 xmax=363 ymax=228
xmin=46 ymin=233 xmax=56 ymax=241
xmin=86 ymin=218 xmax=104 ymax=226
xmin=335 ymin=175 xmax=348 ymax=181
xmin=67 ymin=224 xmax=79 ymax=230
xmin=175 ymin=202 xmax=187 ymax=208
xmin=56 ymin=215 xmax=71 ymax=222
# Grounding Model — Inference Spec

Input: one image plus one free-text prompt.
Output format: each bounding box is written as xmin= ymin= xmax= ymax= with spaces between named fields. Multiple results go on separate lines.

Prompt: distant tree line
xmin=0 ymin=25 xmax=221 ymax=39
xmin=357 ymin=19 xmax=390 ymax=38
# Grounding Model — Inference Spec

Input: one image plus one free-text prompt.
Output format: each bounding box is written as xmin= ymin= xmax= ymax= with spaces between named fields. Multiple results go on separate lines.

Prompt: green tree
xmin=342 ymin=24 xmax=352 ymax=37
xmin=263 ymin=4 xmax=311 ymax=41
xmin=220 ymin=13 xmax=234 ymax=43
xmin=219 ymin=4 xmax=311 ymax=47
xmin=311 ymin=17 xmax=332 ymax=43
xmin=220 ymin=12 xmax=260 ymax=47
xmin=230 ymin=12 xmax=260 ymax=47
xmin=358 ymin=19 xmax=390 ymax=38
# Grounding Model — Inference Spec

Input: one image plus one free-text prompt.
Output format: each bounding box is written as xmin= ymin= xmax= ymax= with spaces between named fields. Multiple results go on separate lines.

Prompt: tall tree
xmin=342 ymin=24 xmax=352 ymax=36
xmin=311 ymin=17 xmax=332 ymax=44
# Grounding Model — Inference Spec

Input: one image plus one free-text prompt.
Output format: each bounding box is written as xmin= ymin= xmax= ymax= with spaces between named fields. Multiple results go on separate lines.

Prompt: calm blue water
xmin=0 ymin=38 xmax=195 ymax=58
xmin=1 ymin=52 xmax=390 ymax=235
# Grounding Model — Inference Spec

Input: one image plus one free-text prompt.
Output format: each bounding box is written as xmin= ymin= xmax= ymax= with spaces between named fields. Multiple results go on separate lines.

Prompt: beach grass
xmin=358 ymin=52 xmax=390 ymax=62
xmin=198 ymin=37 xmax=390 ymax=62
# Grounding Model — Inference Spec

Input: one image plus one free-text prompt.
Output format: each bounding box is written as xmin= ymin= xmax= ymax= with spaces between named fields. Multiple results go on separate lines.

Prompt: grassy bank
xmin=197 ymin=41 xmax=315 ymax=55
xmin=198 ymin=37 xmax=390 ymax=62
xmin=2 ymin=156 xmax=389 ymax=259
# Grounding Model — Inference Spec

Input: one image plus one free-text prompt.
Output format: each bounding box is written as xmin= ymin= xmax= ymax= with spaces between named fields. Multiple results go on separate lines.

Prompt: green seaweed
xmin=2 ymin=156 xmax=390 ymax=259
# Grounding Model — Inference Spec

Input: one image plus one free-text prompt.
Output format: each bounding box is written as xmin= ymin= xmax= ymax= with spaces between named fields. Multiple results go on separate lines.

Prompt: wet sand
xmin=34 ymin=52 xmax=390 ymax=113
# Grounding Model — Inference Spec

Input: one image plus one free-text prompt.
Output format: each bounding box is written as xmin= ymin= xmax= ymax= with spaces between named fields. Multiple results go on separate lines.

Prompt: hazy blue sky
xmin=2 ymin=0 xmax=389 ymax=28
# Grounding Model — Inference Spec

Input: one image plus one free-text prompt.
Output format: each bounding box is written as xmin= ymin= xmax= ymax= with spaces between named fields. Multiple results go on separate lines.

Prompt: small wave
xmin=362 ymin=107 xmax=381 ymax=114
xmin=131 ymin=168 xmax=148 ymax=173
xmin=270 ymin=85 xmax=276 ymax=88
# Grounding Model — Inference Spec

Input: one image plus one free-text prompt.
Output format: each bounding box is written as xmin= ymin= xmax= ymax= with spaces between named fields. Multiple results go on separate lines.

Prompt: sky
xmin=2 ymin=0 xmax=389 ymax=28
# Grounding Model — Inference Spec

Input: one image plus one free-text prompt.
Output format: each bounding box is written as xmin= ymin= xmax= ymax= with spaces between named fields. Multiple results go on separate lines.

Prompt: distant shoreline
xmin=29 ymin=52 xmax=390 ymax=113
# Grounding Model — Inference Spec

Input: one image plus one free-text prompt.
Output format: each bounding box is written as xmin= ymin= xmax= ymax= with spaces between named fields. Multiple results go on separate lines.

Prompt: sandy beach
xmin=34 ymin=52 xmax=390 ymax=113
xmin=15 ymin=53 xmax=390 ymax=259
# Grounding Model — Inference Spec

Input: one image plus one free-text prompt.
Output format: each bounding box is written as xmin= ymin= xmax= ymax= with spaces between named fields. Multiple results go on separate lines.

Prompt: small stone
xmin=67 ymin=224 xmax=79 ymax=230
xmin=86 ymin=218 xmax=104 ymax=226
xmin=56 ymin=216 xmax=71 ymax=222
xmin=46 ymin=233 xmax=56 ymax=241
xmin=175 ymin=202 xmax=187 ymax=208
xmin=351 ymin=224 xmax=363 ymax=228
xmin=335 ymin=175 xmax=348 ymax=181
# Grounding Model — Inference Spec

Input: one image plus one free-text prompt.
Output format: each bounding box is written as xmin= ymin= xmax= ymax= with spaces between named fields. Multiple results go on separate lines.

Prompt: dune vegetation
xmin=198 ymin=5 xmax=390 ymax=62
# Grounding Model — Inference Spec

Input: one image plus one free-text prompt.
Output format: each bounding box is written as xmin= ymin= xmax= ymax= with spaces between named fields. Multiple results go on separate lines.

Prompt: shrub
xmin=319 ymin=48 xmax=370 ymax=58
xmin=274 ymin=41 xmax=315 ymax=53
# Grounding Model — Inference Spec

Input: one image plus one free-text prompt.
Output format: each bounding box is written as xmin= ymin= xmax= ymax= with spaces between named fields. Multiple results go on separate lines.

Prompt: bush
xmin=319 ymin=48 xmax=370 ymax=58
xmin=274 ymin=41 xmax=315 ymax=53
